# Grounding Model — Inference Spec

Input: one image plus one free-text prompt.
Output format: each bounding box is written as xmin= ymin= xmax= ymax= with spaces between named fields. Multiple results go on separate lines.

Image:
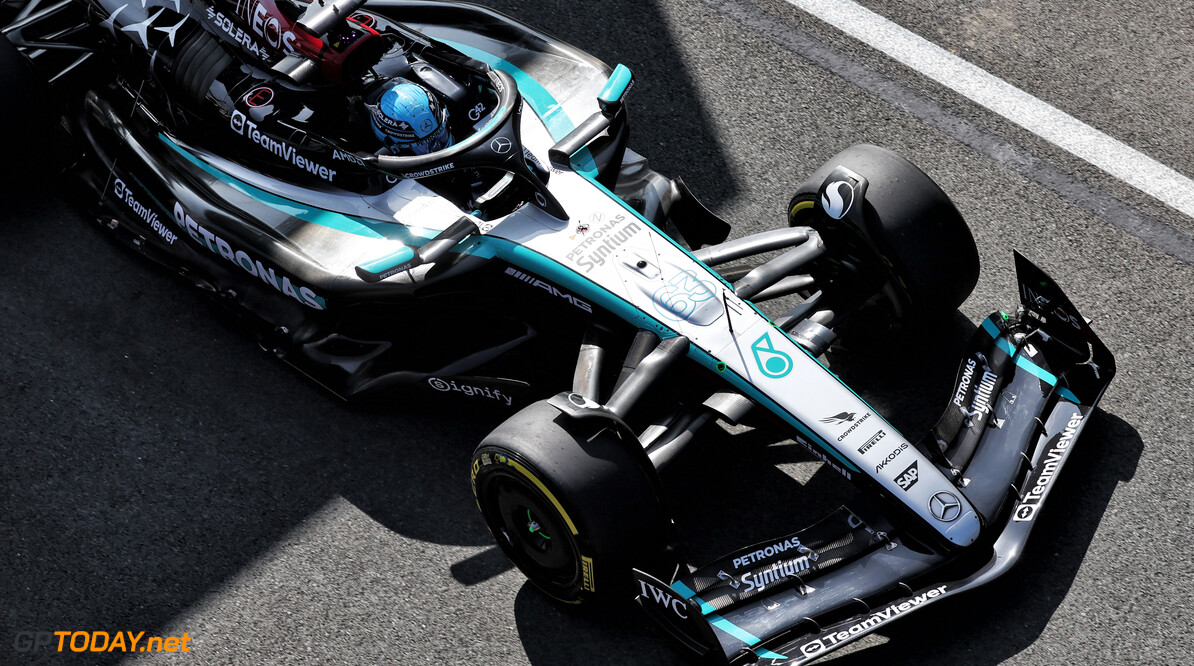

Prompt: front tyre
xmin=790 ymin=144 xmax=979 ymax=329
xmin=471 ymin=400 xmax=672 ymax=605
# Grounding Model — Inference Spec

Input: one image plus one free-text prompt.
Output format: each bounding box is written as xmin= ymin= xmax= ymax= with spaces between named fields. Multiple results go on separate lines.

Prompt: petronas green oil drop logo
xmin=751 ymin=332 xmax=793 ymax=379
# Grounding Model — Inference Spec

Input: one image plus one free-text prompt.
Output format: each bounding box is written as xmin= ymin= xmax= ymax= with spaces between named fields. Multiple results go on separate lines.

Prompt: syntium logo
xmin=739 ymin=556 xmax=812 ymax=593
xmin=504 ymin=267 xmax=592 ymax=312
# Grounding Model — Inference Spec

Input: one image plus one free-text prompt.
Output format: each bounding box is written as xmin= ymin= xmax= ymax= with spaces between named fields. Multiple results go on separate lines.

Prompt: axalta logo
xmin=564 ymin=214 xmax=639 ymax=273
xmin=172 ymin=202 xmax=325 ymax=310
xmin=427 ymin=377 xmax=513 ymax=406
xmin=112 ymin=178 xmax=176 ymax=245
xmin=857 ymin=429 xmax=885 ymax=455
xmin=875 ymin=442 xmax=909 ymax=473
xmin=835 ymin=412 xmax=872 ymax=442
xmin=799 ymin=585 xmax=947 ymax=656
xmin=230 ymin=111 xmax=337 ymax=182
xmin=637 ymin=580 xmax=689 ymax=620
xmin=750 ymin=332 xmax=793 ymax=379
xmin=953 ymin=358 xmax=977 ymax=407
xmin=739 ymin=556 xmax=811 ymax=593
xmin=732 ymin=536 xmax=815 ymax=570
xmin=504 ymin=267 xmax=592 ymax=312
xmin=1013 ymin=413 xmax=1083 ymax=522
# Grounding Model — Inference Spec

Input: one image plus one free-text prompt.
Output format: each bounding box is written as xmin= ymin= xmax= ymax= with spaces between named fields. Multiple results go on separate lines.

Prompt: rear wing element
xmin=635 ymin=253 xmax=1115 ymax=664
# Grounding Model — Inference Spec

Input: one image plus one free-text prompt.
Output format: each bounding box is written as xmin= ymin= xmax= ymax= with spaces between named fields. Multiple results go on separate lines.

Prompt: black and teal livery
xmin=4 ymin=0 xmax=1116 ymax=664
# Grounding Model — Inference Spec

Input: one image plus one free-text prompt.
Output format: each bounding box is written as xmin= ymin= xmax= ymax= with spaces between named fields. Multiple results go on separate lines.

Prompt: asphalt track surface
xmin=2 ymin=1 xmax=1190 ymax=664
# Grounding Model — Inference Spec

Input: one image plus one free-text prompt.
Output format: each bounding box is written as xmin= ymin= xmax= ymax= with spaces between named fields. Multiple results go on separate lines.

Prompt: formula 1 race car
xmin=2 ymin=0 xmax=1115 ymax=662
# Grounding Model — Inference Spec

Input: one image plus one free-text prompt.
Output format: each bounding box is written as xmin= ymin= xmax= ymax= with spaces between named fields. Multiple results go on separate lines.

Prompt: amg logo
xmin=857 ymin=430 xmax=886 ymax=455
xmin=895 ymin=460 xmax=919 ymax=491
xmin=504 ymin=267 xmax=593 ymax=313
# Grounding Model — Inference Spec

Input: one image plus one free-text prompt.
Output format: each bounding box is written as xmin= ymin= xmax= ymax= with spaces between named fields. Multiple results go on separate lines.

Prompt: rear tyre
xmin=789 ymin=144 xmax=979 ymax=332
xmin=471 ymin=399 xmax=673 ymax=605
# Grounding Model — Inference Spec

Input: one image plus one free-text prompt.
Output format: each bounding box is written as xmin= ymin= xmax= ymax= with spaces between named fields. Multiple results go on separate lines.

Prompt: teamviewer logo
xmin=230 ymin=109 xmax=246 ymax=134
xmin=801 ymin=639 xmax=825 ymax=656
xmin=1013 ymin=503 xmax=1037 ymax=522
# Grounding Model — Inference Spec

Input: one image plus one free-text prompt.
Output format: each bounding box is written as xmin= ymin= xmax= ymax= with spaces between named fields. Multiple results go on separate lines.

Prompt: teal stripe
xmin=670 ymin=581 xmax=697 ymax=599
xmin=757 ymin=648 xmax=789 ymax=660
xmin=159 ymin=135 xmax=433 ymax=243
xmin=980 ymin=315 xmax=1083 ymax=402
xmin=1014 ymin=353 xmax=1059 ymax=385
xmin=708 ymin=614 xmax=761 ymax=645
xmin=439 ymin=39 xmax=599 ymax=176
xmin=982 ymin=317 xmax=1019 ymax=358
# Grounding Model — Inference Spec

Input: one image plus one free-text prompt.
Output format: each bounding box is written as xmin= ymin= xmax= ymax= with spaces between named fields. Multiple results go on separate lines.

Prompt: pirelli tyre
xmin=471 ymin=399 xmax=672 ymax=605
xmin=0 ymin=35 xmax=57 ymax=193
xmin=788 ymin=144 xmax=979 ymax=330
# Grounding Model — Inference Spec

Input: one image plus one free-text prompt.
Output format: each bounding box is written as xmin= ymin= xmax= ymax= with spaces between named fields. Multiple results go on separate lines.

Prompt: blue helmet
xmin=368 ymin=79 xmax=453 ymax=155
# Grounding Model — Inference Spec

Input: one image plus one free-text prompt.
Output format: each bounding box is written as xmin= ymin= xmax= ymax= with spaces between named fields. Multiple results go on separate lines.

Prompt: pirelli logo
xmin=581 ymin=556 xmax=596 ymax=592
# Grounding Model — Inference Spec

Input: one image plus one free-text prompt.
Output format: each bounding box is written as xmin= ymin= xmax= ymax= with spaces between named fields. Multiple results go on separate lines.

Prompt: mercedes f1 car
xmin=3 ymin=0 xmax=1115 ymax=662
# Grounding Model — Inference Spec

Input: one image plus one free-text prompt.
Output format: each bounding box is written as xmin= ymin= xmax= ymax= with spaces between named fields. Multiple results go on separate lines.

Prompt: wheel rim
xmin=486 ymin=474 xmax=581 ymax=592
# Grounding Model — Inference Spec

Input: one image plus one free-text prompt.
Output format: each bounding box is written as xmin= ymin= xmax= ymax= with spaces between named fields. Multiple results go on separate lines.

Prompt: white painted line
xmin=782 ymin=0 xmax=1194 ymax=219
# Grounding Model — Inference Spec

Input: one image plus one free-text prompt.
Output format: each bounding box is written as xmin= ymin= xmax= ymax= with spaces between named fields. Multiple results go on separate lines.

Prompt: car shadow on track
xmin=0 ymin=194 xmax=516 ymax=663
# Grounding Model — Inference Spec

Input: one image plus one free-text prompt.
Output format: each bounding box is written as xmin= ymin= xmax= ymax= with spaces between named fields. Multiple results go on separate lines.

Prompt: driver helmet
xmin=367 ymin=79 xmax=453 ymax=155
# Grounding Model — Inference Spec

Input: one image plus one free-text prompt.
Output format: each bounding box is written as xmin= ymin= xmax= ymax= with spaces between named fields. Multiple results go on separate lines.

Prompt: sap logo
xmin=637 ymin=580 xmax=688 ymax=619
xmin=895 ymin=460 xmax=919 ymax=491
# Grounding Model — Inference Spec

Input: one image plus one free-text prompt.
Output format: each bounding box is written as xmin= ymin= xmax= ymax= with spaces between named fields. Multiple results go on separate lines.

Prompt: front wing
xmin=635 ymin=252 xmax=1115 ymax=664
